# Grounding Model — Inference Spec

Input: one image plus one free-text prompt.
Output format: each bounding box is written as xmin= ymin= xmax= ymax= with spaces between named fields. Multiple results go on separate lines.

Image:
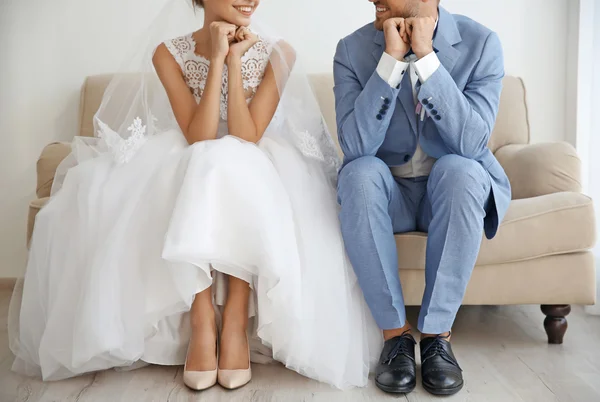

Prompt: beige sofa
xmin=28 ymin=74 xmax=596 ymax=344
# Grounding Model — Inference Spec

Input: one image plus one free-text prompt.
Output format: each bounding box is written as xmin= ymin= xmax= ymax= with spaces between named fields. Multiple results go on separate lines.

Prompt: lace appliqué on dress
xmin=296 ymin=130 xmax=325 ymax=161
xmin=98 ymin=117 xmax=148 ymax=164
xmin=288 ymin=118 xmax=340 ymax=169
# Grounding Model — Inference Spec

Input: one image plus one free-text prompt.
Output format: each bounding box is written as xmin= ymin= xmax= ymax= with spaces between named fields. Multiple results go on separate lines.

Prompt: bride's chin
xmin=221 ymin=17 xmax=251 ymax=27
xmin=221 ymin=10 xmax=252 ymax=27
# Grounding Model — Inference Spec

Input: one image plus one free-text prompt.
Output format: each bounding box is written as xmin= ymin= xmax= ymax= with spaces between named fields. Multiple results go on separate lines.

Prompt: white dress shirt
xmin=376 ymin=46 xmax=441 ymax=178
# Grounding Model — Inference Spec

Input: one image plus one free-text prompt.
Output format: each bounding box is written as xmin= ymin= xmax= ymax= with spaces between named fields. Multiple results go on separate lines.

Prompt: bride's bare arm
xmin=153 ymin=44 xmax=223 ymax=144
xmin=154 ymin=23 xmax=237 ymax=144
xmin=227 ymin=39 xmax=296 ymax=143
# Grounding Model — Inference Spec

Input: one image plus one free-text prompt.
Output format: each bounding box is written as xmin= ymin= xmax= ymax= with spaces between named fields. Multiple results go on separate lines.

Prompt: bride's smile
xmin=233 ymin=4 xmax=256 ymax=17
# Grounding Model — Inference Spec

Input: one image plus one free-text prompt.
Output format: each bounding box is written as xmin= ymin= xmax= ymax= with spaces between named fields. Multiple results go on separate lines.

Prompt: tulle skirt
xmin=9 ymin=129 xmax=381 ymax=389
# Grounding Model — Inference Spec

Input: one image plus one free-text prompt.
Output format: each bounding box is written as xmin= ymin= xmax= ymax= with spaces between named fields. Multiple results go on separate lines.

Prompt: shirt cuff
xmin=413 ymin=52 xmax=440 ymax=83
xmin=376 ymin=52 xmax=409 ymax=88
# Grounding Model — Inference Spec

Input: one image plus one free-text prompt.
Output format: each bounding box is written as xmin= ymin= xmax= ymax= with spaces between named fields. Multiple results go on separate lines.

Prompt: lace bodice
xmin=164 ymin=32 xmax=272 ymax=122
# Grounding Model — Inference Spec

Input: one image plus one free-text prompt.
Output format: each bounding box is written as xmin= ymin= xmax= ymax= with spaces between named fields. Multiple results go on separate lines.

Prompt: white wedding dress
xmin=10 ymin=33 xmax=381 ymax=389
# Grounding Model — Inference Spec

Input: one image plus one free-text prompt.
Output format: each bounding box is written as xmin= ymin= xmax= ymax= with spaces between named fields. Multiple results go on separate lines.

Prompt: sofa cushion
xmin=495 ymin=143 xmax=581 ymax=200
xmin=396 ymin=192 xmax=596 ymax=269
xmin=486 ymin=76 xmax=530 ymax=152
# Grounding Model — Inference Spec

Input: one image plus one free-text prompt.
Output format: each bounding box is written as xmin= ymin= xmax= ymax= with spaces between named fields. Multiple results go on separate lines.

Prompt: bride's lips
xmin=234 ymin=5 xmax=255 ymax=17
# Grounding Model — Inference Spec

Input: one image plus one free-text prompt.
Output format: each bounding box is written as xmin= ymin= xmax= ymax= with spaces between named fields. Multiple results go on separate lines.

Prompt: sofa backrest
xmin=80 ymin=74 xmax=530 ymax=153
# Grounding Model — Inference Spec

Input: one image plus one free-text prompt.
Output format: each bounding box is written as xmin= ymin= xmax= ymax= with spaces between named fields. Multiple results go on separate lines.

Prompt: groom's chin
xmin=374 ymin=18 xmax=384 ymax=31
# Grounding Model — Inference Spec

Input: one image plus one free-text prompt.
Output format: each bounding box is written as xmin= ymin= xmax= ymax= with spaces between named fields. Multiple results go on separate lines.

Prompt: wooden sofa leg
xmin=541 ymin=305 xmax=571 ymax=344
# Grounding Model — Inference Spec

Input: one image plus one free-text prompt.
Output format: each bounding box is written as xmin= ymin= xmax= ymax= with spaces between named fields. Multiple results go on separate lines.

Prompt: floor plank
xmin=1 ymin=289 xmax=599 ymax=402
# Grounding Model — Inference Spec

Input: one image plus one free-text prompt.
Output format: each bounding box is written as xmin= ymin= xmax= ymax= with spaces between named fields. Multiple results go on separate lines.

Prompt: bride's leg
xmin=219 ymin=276 xmax=251 ymax=370
xmin=186 ymin=287 xmax=218 ymax=371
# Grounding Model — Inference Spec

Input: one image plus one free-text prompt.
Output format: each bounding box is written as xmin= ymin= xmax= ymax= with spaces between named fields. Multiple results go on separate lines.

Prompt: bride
xmin=9 ymin=0 xmax=380 ymax=391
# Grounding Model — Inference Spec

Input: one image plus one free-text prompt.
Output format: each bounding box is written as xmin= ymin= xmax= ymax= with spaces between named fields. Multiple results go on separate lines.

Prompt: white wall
xmin=572 ymin=0 xmax=596 ymax=191
xmin=0 ymin=0 xmax=570 ymax=278
xmin=583 ymin=0 xmax=599 ymax=314
xmin=566 ymin=0 xmax=581 ymax=149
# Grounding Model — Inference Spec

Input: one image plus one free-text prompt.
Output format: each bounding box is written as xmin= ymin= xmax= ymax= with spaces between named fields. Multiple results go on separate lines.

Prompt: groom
xmin=334 ymin=0 xmax=511 ymax=396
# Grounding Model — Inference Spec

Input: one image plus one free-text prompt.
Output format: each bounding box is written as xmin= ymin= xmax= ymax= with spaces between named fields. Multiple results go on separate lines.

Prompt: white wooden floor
xmin=1 ymin=289 xmax=600 ymax=402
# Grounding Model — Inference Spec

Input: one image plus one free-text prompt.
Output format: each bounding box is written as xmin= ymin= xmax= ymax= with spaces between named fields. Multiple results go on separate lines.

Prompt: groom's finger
xmin=405 ymin=18 xmax=414 ymax=39
xmin=398 ymin=19 xmax=409 ymax=43
xmin=384 ymin=17 xmax=403 ymax=30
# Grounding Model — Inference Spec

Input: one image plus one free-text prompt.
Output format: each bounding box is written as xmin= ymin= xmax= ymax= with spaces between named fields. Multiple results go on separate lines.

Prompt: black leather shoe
xmin=420 ymin=335 xmax=464 ymax=396
xmin=375 ymin=332 xmax=417 ymax=394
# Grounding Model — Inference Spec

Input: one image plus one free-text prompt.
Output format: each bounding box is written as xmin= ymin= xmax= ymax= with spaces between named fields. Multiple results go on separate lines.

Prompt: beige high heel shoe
xmin=183 ymin=339 xmax=218 ymax=391
xmin=217 ymin=334 xmax=252 ymax=390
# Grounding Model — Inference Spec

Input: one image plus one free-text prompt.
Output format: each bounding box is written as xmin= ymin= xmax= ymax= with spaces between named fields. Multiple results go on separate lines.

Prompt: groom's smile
xmin=370 ymin=0 xmax=420 ymax=30
xmin=375 ymin=3 xmax=390 ymax=16
xmin=373 ymin=1 xmax=392 ymax=24
xmin=372 ymin=1 xmax=391 ymax=30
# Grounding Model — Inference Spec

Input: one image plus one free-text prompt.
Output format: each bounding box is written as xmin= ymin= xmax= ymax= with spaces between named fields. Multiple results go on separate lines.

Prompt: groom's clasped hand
xmin=383 ymin=16 xmax=436 ymax=60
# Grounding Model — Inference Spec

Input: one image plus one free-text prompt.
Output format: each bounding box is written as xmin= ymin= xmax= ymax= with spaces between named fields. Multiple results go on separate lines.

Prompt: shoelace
xmin=383 ymin=333 xmax=416 ymax=365
xmin=421 ymin=333 xmax=462 ymax=370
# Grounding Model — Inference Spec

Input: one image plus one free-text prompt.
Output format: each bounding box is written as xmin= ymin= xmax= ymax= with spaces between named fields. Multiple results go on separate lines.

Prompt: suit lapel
xmin=372 ymin=29 xmax=385 ymax=64
xmin=432 ymin=7 xmax=462 ymax=76
xmin=433 ymin=38 xmax=460 ymax=76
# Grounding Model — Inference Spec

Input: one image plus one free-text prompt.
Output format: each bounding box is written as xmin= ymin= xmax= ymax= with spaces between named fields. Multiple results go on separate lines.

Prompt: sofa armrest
xmin=37 ymin=142 xmax=71 ymax=198
xmin=495 ymin=142 xmax=581 ymax=199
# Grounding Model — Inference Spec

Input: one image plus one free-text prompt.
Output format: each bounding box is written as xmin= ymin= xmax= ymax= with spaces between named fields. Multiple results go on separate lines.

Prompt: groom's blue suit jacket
xmin=333 ymin=7 xmax=511 ymax=238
